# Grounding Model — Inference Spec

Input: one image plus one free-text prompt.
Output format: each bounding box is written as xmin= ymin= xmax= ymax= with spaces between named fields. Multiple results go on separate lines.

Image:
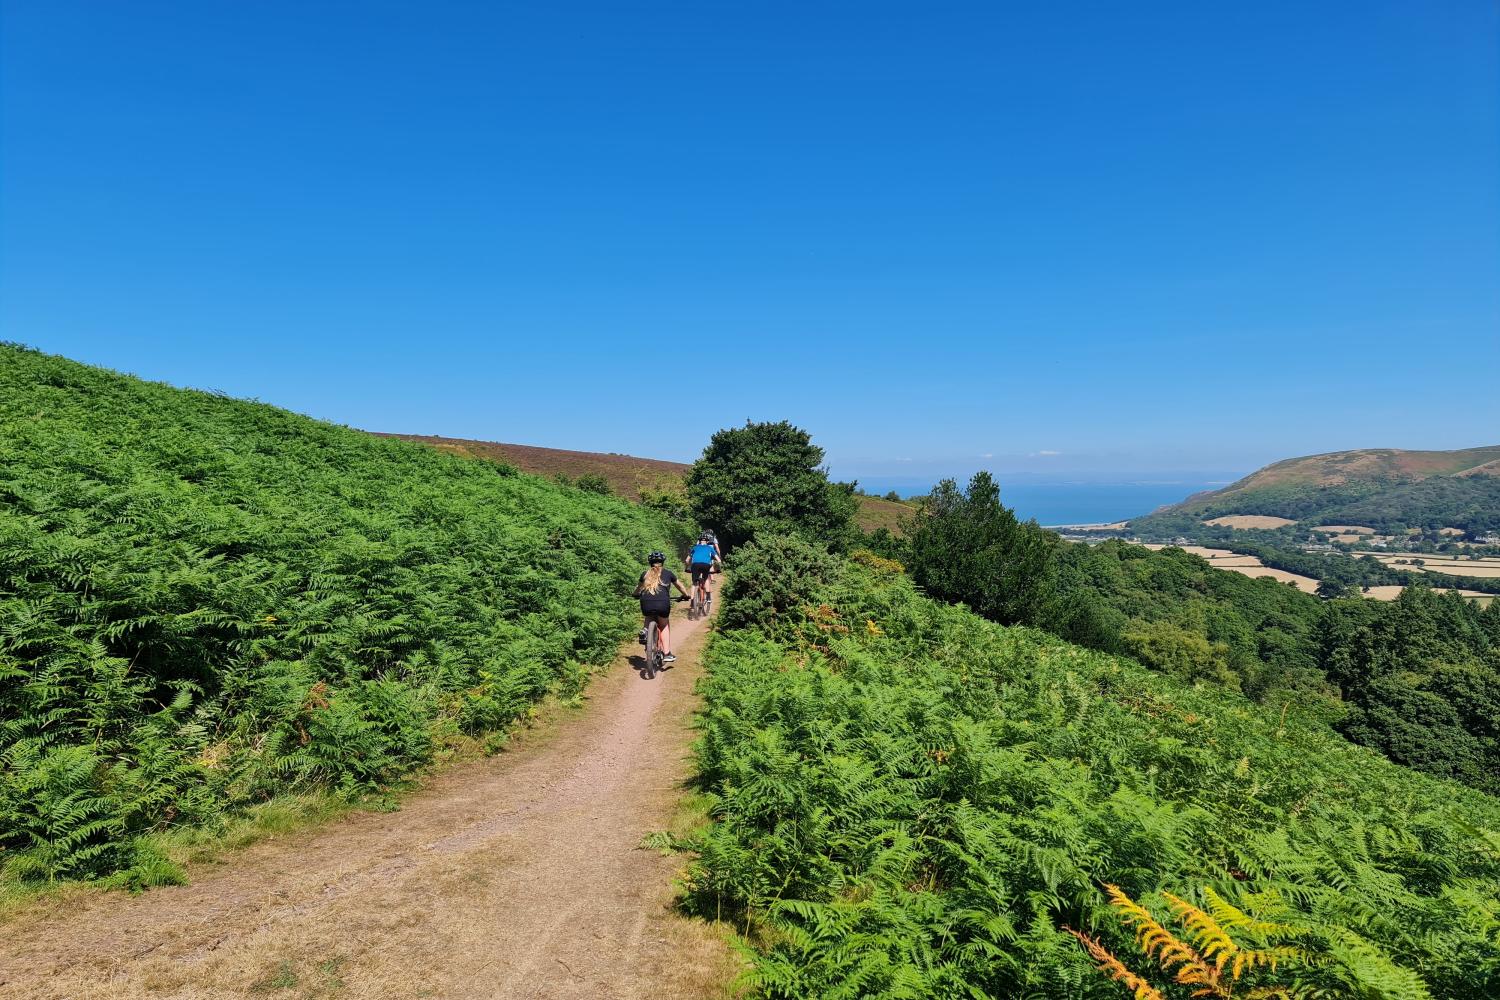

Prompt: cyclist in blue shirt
xmin=687 ymin=531 xmax=723 ymax=611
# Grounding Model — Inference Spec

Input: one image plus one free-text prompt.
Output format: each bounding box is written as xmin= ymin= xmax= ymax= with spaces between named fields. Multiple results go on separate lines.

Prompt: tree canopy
xmin=685 ymin=420 xmax=856 ymax=551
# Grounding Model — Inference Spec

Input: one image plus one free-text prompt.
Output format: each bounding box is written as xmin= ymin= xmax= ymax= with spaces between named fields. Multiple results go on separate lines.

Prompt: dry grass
xmin=1312 ymin=525 xmax=1375 ymax=535
xmin=853 ymin=495 xmax=914 ymax=535
xmin=1203 ymin=515 xmax=1296 ymax=529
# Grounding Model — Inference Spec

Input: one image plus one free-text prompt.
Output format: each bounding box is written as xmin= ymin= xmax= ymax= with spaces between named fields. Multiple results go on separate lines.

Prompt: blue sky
xmin=3 ymin=1 xmax=1496 ymax=490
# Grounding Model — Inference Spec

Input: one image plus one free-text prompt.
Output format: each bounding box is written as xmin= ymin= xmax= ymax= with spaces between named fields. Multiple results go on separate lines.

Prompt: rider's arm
xmin=673 ymin=577 xmax=692 ymax=598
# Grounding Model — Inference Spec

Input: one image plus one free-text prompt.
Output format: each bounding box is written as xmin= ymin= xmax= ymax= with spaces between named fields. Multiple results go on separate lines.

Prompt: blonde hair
xmin=639 ymin=564 xmax=664 ymax=595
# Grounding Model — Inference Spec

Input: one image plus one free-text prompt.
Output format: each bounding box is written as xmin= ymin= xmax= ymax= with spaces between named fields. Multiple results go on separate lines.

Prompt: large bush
xmin=0 ymin=344 xmax=681 ymax=885
xmin=717 ymin=535 xmax=840 ymax=634
xmin=685 ymin=421 xmax=857 ymax=551
xmin=907 ymin=471 xmax=1057 ymax=626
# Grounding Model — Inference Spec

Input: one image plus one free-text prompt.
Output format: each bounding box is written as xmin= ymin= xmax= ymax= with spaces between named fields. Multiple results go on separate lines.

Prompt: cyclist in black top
xmin=635 ymin=551 xmax=691 ymax=662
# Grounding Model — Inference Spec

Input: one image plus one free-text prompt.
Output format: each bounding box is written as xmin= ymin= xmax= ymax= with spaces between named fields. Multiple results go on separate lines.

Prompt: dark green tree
xmin=1316 ymin=579 xmax=1352 ymax=599
xmin=685 ymin=421 xmax=856 ymax=551
xmin=906 ymin=471 xmax=1057 ymax=626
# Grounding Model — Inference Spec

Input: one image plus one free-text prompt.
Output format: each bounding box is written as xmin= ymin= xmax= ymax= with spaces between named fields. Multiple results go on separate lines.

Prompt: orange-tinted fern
xmin=1075 ymin=884 xmax=1314 ymax=1000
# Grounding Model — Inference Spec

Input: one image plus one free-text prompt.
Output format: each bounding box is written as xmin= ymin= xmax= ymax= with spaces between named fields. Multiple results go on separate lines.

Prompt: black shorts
xmin=641 ymin=606 xmax=671 ymax=622
xmin=690 ymin=563 xmax=713 ymax=585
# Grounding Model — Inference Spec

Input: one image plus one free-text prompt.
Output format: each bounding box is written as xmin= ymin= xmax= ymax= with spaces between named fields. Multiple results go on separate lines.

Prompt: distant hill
xmin=1146 ymin=444 xmax=1500 ymax=533
xmin=377 ymin=433 xmax=915 ymax=535
xmin=376 ymin=434 xmax=687 ymax=501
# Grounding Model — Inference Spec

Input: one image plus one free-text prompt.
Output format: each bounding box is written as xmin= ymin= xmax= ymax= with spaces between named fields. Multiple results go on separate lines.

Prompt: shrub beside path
xmin=0 ymin=610 xmax=737 ymax=1000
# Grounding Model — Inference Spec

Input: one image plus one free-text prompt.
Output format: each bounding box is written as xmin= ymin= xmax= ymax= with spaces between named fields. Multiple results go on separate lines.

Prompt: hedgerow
xmin=689 ymin=556 xmax=1500 ymax=998
xmin=0 ymin=344 xmax=683 ymax=886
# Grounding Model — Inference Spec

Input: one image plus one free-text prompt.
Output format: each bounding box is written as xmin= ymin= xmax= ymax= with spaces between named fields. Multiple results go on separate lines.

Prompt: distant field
xmin=1313 ymin=524 xmax=1375 ymax=534
xmin=1362 ymin=585 xmax=1493 ymax=604
xmin=1143 ymin=544 xmax=1245 ymax=559
xmin=1362 ymin=553 xmax=1500 ymax=579
xmin=1139 ymin=542 xmax=1496 ymax=602
xmin=376 ymin=432 xmax=909 ymax=534
xmin=1204 ymin=514 xmax=1296 ymax=529
xmin=1142 ymin=543 xmax=1320 ymax=593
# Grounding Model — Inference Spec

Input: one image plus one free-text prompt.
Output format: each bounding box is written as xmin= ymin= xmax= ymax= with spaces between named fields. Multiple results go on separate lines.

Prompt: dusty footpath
xmin=0 ymin=611 xmax=738 ymax=999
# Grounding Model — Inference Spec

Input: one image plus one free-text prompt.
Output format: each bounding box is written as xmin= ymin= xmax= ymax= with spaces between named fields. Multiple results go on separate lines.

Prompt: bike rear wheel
xmin=644 ymin=622 xmax=659 ymax=679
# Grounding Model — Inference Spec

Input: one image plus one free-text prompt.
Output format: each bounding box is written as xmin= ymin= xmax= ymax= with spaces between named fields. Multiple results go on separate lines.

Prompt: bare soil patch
xmin=0 ymin=613 xmax=739 ymax=1000
xmin=1204 ymin=515 xmax=1296 ymax=529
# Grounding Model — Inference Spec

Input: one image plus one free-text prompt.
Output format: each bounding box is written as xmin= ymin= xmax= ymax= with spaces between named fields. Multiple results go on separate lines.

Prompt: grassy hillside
xmin=847 ymin=493 xmax=914 ymax=535
xmin=691 ymin=546 xmax=1500 ymax=998
xmin=1143 ymin=445 xmax=1500 ymax=532
xmin=1204 ymin=445 xmax=1500 ymax=496
xmin=0 ymin=345 xmax=684 ymax=887
xmin=380 ymin=432 xmax=914 ymax=535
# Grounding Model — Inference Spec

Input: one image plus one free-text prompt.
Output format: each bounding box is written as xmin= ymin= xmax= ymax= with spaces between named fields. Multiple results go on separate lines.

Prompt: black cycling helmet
xmin=699 ymin=532 xmax=712 ymax=542
xmin=647 ymin=551 xmax=666 ymax=564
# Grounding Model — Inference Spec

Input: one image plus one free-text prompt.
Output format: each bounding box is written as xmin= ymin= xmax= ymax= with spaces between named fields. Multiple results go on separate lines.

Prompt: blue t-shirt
xmin=690 ymin=543 xmax=716 ymax=565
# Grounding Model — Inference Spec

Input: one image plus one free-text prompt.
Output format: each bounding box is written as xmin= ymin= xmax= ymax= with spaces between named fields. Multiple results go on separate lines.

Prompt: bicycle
xmin=703 ymin=563 xmax=721 ymax=617
xmin=643 ymin=619 xmax=664 ymax=680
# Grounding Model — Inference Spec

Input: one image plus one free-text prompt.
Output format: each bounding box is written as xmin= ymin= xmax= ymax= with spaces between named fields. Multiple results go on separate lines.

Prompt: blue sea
xmin=856 ymin=478 xmax=1223 ymax=526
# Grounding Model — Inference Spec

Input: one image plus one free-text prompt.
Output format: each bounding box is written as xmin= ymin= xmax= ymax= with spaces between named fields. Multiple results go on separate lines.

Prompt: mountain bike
xmin=643 ymin=619 xmax=663 ymax=680
xmin=689 ymin=586 xmax=705 ymax=621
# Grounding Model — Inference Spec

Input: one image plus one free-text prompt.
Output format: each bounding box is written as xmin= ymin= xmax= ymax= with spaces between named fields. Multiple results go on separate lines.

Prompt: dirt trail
xmin=0 ymin=611 xmax=737 ymax=1000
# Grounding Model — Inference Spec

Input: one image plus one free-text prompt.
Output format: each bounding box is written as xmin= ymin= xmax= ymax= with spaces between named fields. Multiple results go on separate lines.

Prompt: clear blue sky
xmin=3 ymin=1 xmax=1496 ymax=489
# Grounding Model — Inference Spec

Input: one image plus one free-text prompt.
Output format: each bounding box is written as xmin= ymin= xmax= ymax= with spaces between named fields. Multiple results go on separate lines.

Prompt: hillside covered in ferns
xmin=0 ymin=344 xmax=684 ymax=887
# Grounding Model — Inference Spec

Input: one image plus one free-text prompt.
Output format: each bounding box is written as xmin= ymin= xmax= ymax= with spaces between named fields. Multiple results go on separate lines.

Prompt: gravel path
xmin=0 ymin=608 xmax=736 ymax=1000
